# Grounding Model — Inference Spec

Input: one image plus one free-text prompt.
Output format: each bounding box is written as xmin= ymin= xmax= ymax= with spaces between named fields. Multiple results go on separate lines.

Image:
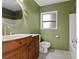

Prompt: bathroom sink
xmin=2 ymin=34 xmax=31 ymax=42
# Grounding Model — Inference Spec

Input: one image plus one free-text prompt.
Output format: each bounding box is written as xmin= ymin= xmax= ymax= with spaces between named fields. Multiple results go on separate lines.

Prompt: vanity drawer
xmin=17 ymin=36 xmax=31 ymax=46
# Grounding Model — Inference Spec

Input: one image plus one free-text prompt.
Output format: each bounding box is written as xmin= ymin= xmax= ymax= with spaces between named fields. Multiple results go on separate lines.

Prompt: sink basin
xmin=2 ymin=34 xmax=31 ymax=42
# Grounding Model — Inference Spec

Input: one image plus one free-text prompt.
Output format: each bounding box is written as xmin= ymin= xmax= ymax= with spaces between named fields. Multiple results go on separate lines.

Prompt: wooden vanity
xmin=2 ymin=34 xmax=39 ymax=59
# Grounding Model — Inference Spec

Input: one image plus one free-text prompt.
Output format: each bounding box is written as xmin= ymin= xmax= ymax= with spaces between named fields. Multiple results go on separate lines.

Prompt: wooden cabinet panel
xmin=21 ymin=45 xmax=29 ymax=59
xmin=3 ymin=40 xmax=20 ymax=53
xmin=3 ymin=36 xmax=31 ymax=54
xmin=3 ymin=49 xmax=19 ymax=59
xmin=3 ymin=35 xmax=39 ymax=59
xmin=18 ymin=36 xmax=31 ymax=46
xmin=29 ymin=35 xmax=39 ymax=59
xmin=33 ymin=35 xmax=39 ymax=58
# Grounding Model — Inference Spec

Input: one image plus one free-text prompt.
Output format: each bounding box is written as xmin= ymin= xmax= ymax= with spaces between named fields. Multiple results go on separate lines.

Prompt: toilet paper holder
xmin=56 ymin=35 xmax=60 ymax=38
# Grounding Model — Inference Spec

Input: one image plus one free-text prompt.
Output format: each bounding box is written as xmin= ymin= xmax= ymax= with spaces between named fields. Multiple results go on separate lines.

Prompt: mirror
xmin=2 ymin=0 xmax=22 ymax=25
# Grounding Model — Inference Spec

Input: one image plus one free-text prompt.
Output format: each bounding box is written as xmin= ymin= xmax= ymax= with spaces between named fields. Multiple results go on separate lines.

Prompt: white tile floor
xmin=38 ymin=49 xmax=70 ymax=59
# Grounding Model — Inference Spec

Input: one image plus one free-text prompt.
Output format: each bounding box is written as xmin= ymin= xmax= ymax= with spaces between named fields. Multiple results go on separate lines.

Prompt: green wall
xmin=40 ymin=0 xmax=76 ymax=50
xmin=21 ymin=0 xmax=40 ymax=33
xmin=2 ymin=0 xmax=40 ymax=35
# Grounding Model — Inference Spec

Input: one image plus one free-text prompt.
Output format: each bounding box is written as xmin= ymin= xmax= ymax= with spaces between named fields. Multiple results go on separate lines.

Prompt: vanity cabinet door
xmin=29 ymin=48 xmax=36 ymax=59
xmin=33 ymin=35 xmax=39 ymax=58
xmin=20 ymin=44 xmax=29 ymax=59
xmin=3 ymin=49 xmax=19 ymax=59
xmin=20 ymin=36 xmax=32 ymax=59
xmin=29 ymin=35 xmax=39 ymax=59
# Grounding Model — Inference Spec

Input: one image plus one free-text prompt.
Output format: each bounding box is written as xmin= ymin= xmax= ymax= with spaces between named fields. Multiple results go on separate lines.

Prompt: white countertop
xmin=14 ymin=34 xmax=39 ymax=37
xmin=2 ymin=34 xmax=40 ymax=42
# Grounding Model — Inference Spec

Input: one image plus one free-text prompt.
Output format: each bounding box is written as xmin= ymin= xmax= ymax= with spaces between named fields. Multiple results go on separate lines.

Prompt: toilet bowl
xmin=40 ymin=41 xmax=50 ymax=53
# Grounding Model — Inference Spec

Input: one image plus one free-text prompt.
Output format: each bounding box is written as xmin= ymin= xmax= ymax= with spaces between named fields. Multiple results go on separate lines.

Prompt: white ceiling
xmin=34 ymin=0 xmax=69 ymax=6
xmin=2 ymin=0 xmax=70 ymax=11
xmin=2 ymin=0 xmax=21 ymax=11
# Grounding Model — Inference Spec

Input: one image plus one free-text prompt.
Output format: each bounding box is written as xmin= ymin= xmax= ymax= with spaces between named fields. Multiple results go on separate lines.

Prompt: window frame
xmin=40 ymin=11 xmax=58 ymax=29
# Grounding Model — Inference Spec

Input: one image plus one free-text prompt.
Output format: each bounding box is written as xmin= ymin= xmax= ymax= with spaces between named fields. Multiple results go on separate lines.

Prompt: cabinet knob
xmin=19 ymin=42 xmax=22 ymax=44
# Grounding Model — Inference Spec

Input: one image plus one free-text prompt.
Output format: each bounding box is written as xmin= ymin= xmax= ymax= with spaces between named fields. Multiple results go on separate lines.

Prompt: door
xmin=3 ymin=49 xmax=19 ymax=59
xmin=21 ymin=45 xmax=29 ymax=59
xmin=69 ymin=13 xmax=77 ymax=59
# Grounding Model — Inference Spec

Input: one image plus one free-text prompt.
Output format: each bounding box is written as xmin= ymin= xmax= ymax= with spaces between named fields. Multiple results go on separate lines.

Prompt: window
xmin=41 ymin=11 xmax=57 ymax=29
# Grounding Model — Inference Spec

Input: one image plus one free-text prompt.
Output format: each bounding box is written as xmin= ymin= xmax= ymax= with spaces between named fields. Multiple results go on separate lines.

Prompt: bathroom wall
xmin=40 ymin=0 xmax=76 ymax=50
xmin=2 ymin=0 xmax=40 ymax=35
xmin=21 ymin=0 xmax=40 ymax=34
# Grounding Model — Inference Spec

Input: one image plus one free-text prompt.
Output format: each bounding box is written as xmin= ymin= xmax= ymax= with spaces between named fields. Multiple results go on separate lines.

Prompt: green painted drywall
xmin=2 ymin=0 xmax=40 ymax=35
xmin=23 ymin=0 xmax=40 ymax=33
xmin=40 ymin=0 xmax=76 ymax=50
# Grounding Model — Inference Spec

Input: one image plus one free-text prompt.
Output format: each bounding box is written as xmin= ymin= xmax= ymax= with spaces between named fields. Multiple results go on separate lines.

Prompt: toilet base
xmin=43 ymin=48 xmax=48 ymax=53
xmin=40 ymin=47 xmax=48 ymax=53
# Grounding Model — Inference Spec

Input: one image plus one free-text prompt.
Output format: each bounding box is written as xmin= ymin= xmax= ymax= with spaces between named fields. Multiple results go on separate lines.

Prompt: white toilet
xmin=40 ymin=41 xmax=51 ymax=53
